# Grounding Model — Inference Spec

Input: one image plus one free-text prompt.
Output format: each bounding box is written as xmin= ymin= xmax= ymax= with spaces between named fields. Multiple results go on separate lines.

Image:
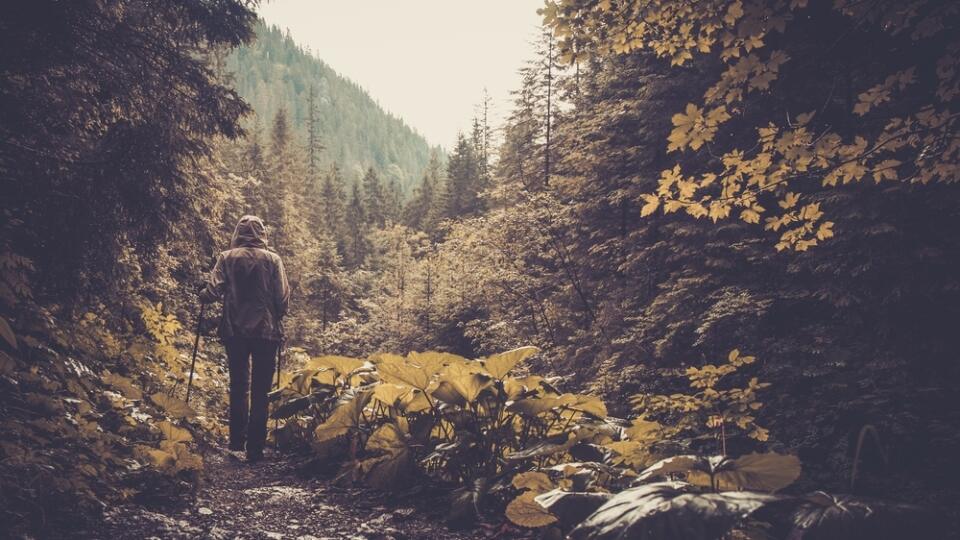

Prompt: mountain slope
xmin=227 ymin=21 xmax=438 ymax=193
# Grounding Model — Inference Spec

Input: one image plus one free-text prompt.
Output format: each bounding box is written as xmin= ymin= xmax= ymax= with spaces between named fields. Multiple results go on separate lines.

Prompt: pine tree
xmin=266 ymin=108 xmax=293 ymax=250
xmin=320 ymin=163 xmax=347 ymax=236
xmin=344 ymin=179 xmax=370 ymax=268
xmin=386 ymin=177 xmax=403 ymax=224
xmin=362 ymin=166 xmax=387 ymax=228
xmin=404 ymin=150 xmax=441 ymax=232
xmin=442 ymin=133 xmax=483 ymax=219
xmin=303 ymin=231 xmax=347 ymax=332
xmin=305 ymin=85 xmax=324 ymax=184
xmin=496 ymin=33 xmax=560 ymax=192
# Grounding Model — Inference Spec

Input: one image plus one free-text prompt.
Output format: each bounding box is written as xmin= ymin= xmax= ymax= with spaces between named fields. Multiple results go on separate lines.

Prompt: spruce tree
xmin=362 ymin=166 xmax=387 ymax=228
xmin=404 ymin=150 xmax=442 ymax=232
xmin=443 ymin=133 xmax=483 ymax=219
xmin=344 ymin=179 xmax=370 ymax=268
xmin=266 ymin=108 xmax=293 ymax=250
xmin=321 ymin=163 xmax=347 ymax=250
xmin=305 ymin=85 xmax=324 ymax=183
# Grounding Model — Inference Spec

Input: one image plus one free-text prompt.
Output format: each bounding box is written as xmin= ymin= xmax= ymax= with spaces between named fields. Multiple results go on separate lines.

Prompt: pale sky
xmin=257 ymin=0 xmax=545 ymax=149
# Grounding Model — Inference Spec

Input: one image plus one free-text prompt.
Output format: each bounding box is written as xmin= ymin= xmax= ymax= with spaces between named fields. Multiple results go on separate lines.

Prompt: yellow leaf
xmin=625 ymin=417 xmax=661 ymax=442
xmin=136 ymin=445 xmax=175 ymax=469
xmin=664 ymin=200 xmax=685 ymax=214
xmin=314 ymin=390 xmax=372 ymax=442
xmin=778 ymin=192 xmax=799 ymax=209
xmin=872 ymin=159 xmax=901 ymax=182
xmin=740 ymin=208 xmax=761 ymax=224
xmin=103 ymin=371 xmax=143 ymax=400
xmin=399 ymin=389 xmax=432 ymax=413
xmin=376 ymin=358 xmax=432 ymax=390
xmin=150 ymin=392 xmax=196 ymax=419
xmin=371 ymin=383 xmax=411 ymax=408
xmin=724 ymin=1 xmax=744 ymax=25
xmin=360 ymin=422 xmax=412 ymax=489
xmin=569 ymin=394 xmax=608 ymax=418
xmin=308 ymin=355 xmax=365 ymax=376
xmin=505 ymin=492 xmax=557 ymax=528
xmin=158 ymin=421 xmax=192 ymax=443
xmin=406 ymin=351 xmax=466 ymax=375
xmin=433 ymin=364 xmax=493 ymax=404
xmin=708 ymin=202 xmax=731 ymax=222
xmin=483 ymin=346 xmax=539 ymax=379
xmin=640 ymin=194 xmax=660 ymax=217
xmin=512 ymin=471 xmax=554 ymax=493
xmin=686 ymin=203 xmax=708 ymax=219
xmin=816 ymin=221 xmax=835 ymax=241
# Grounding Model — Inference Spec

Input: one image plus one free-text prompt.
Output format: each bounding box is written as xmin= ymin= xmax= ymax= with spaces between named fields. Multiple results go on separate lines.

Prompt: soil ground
xmin=90 ymin=446 xmax=494 ymax=540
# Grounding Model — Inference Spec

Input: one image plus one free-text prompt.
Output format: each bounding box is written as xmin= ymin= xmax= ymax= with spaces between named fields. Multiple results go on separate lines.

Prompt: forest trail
xmin=91 ymin=445 xmax=486 ymax=540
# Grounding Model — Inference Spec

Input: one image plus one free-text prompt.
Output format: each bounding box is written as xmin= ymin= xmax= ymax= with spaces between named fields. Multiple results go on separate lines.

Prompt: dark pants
xmin=224 ymin=337 xmax=278 ymax=458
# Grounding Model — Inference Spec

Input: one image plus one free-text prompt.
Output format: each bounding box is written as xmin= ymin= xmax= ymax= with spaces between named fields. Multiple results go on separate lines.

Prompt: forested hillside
xmin=2 ymin=0 xmax=958 ymax=539
xmin=227 ymin=21 xmax=440 ymax=193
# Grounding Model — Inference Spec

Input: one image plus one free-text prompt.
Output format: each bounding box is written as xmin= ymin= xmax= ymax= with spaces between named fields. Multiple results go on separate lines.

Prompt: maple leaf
xmin=640 ymin=194 xmax=660 ymax=217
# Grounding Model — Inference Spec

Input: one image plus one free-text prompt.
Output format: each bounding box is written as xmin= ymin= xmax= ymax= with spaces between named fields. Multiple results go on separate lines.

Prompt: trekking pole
xmin=185 ymin=301 xmax=206 ymax=404
xmin=273 ymin=338 xmax=284 ymax=448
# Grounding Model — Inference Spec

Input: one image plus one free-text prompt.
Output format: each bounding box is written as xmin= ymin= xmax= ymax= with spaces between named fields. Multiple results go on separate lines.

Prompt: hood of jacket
xmin=230 ymin=215 xmax=269 ymax=249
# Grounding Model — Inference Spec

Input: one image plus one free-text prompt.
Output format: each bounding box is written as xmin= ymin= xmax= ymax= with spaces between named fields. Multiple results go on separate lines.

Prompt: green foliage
xmin=1 ymin=276 xmax=219 ymax=536
xmin=1 ymin=0 xmax=255 ymax=299
xmin=270 ymin=347 xmax=623 ymax=519
xmin=227 ymin=21 xmax=439 ymax=192
xmin=631 ymin=349 xmax=772 ymax=452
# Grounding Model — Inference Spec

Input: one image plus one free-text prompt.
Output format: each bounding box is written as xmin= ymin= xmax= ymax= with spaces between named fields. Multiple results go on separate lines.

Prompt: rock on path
xmin=94 ymin=447 xmax=489 ymax=540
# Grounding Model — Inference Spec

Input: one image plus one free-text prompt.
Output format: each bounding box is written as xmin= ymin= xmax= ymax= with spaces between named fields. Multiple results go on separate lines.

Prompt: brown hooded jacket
xmin=201 ymin=215 xmax=290 ymax=341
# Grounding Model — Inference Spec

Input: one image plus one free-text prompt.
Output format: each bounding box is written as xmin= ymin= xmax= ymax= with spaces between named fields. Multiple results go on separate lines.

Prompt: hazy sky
xmin=257 ymin=0 xmax=545 ymax=149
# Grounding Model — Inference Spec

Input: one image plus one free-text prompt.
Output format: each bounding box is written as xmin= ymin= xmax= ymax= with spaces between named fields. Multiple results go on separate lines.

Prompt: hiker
xmin=200 ymin=215 xmax=290 ymax=462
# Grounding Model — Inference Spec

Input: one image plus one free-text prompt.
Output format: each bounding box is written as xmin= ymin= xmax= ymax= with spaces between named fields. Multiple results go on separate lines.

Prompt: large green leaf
xmin=376 ymin=357 xmax=433 ymax=390
xmin=307 ymin=355 xmax=365 ymax=376
xmin=102 ymin=370 xmax=143 ymax=400
xmin=157 ymin=420 xmax=192 ymax=443
xmin=483 ymin=346 xmax=539 ymax=379
xmin=433 ymin=363 xmax=493 ymax=404
xmin=535 ymin=489 xmax=612 ymax=529
xmin=508 ymin=393 xmax=577 ymax=417
xmin=448 ymin=477 xmax=491 ymax=529
xmin=371 ymin=383 xmax=412 ymax=408
xmin=506 ymin=491 xmax=558 ymax=528
xmin=638 ymin=453 xmax=801 ymax=492
xmin=568 ymin=482 xmax=780 ymax=540
xmin=508 ymin=433 xmax=576 ymax=461
xmin=271 ymin=394 xmax=313 ymax=419
xmin=314 ymin=389 xmax=372 ymax=442
xmin=150 ymin=392 xmax=196 ymax=419
xmin=407 ymin=351 xmax=466 ymax=375
xmin=360 ymin=422 xmax=412 ymax=490
xmin=781 ymin=491 xmax=938 ymax=540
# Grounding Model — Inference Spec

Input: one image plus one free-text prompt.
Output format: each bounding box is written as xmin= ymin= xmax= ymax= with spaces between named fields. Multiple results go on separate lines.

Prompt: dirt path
xmin=93 ymin=446 xmax=490 ymax=540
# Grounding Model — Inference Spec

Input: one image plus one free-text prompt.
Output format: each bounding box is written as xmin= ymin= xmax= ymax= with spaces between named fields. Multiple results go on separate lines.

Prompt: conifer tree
xmin=405 ymin=150 xmax=442 ymax=233
xmin=305 ymin=85 xmax=324 ymax=183
xmin=266 ymin=107 xmax=293 ymax=251
xmin=386 ymin=177 xmax=403 ymax=224
xmin=362 ymin=166 xmax=387 ymax=228
xmin=442 ymin=133 xmax=483 ymax=218
xmin=344 ymin=179 xmax=370 ymax=268
xmin=320 ymin=163 xmax=347 ymax=241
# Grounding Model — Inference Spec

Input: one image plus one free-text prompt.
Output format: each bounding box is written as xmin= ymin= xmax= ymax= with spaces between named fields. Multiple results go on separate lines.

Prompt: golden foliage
xmin=542 ymin=0 xmax=960 ymax=250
